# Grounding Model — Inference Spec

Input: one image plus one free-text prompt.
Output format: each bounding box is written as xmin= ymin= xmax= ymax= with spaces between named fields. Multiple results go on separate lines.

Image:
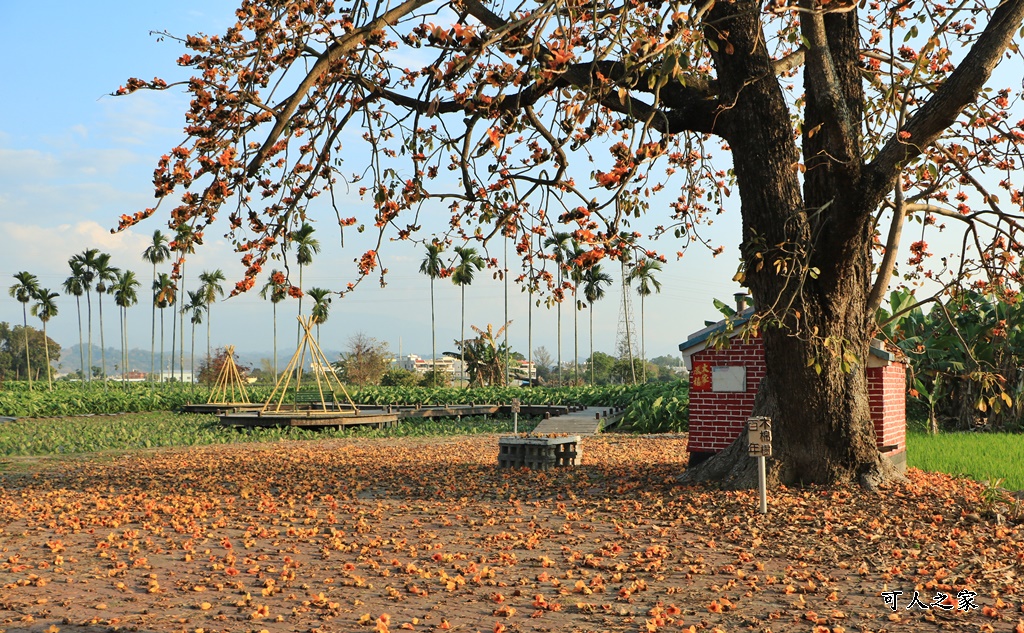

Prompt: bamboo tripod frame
xmin=261 ymin=316 xmax=359 ymax=414
xmin=207 ymin=345 xmax=251 ymax=404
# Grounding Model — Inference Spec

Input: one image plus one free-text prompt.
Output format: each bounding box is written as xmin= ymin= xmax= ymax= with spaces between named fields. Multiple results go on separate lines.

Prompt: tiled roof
xmin=678 ymin=307 xmax=895 ymax=361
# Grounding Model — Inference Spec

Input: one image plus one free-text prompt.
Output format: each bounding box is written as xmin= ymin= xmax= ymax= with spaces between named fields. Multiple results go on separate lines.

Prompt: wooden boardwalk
xmin=530 ymin=406 xmax=624 ymax=436
xmin=214 ymin=402 xmax=623 ymax=434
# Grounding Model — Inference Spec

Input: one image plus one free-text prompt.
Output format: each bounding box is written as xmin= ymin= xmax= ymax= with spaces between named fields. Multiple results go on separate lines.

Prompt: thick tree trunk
xmin=681 ymin=1 xmax=902 ymax=489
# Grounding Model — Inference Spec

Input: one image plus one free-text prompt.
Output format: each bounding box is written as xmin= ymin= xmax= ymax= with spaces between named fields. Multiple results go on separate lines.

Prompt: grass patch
xmin=907 ymin=430 xmax=1024 ymax=490
xmin=0 ymin=412 xmax=538 ymax=457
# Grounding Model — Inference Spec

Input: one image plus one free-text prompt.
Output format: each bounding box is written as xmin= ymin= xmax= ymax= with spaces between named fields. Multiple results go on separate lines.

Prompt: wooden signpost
xmin=747 ymin=416 xmax=772 ymax=514
xmin=511 ymin=398 xmax=521 ymax=434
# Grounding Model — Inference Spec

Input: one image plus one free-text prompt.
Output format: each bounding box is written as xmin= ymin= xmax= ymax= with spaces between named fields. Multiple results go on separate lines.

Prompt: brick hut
xmin=679 ymin=295 xmax=907 ymax=472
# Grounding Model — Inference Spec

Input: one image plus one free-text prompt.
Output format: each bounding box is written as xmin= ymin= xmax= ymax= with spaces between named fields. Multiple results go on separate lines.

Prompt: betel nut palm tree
xmin=92 ymin=252 xmax=120 ymax=381
xmin=185 ymin=289 xmax=205 ymax=384
xmin=172 ymin=224 xmax=199 ymax=381
xmin=582 ymin=263 xmax=613 ymax=384
xmin=63 ymin=261 xmax=87 ymax=379
xmin=307 ymin=287 xmax=333 ymax=343
xmin=113 ymin=270 xmax=141 ymax=385
xmin=142 ymin=230 xmax=171 ymax=380
xmin=70 ymin=248 xmax=99 ymax=381
xmin=198 ymin=269 xmax=226 ymax=362
xmin=451 ymin=246 xmax=485 ymax=388
xmin=291 ymin=222 xmax=320 ymax=342
xmin=259 ymin=269 xmax=289 ymax=383
xmin=419 ymin=241 xmax=445 ymax=384
xmin=543 ymin=231 xmax=574 ymax=385
xmin=9 ymin=271 xmax=40 ymax=387
xmin=626 ymin=258 xmax=663 ymax=383
xmin=154 ymin=272 xmax=175 ymax=382
xmin=30 ymin=287 xmax=59 ymax=390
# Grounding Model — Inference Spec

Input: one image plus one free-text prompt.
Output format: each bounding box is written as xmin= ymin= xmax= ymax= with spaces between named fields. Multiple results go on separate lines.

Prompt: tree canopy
xmin=117 ymin=0 xmax=1024 ymax=487
xmin=0 ymin=323 xmax=61 ymax=382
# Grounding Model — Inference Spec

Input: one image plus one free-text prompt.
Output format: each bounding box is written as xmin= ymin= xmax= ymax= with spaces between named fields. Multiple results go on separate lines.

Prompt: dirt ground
xmin=1 ymin=434 xmax=1022 ymax=633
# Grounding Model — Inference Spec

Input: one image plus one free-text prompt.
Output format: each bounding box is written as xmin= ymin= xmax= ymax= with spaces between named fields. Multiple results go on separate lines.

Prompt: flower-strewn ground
xmin=1 ymin=434 xmax=1022 ymax=633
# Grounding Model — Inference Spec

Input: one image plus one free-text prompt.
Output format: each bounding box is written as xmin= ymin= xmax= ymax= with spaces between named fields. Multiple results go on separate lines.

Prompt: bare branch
xmin=867 ymin=186 xmax=907 ymax=314
xmin=867 ymin=0 xmax=1024 ymax=194
xmin=245 ymin=0 xmax=436 ymax=179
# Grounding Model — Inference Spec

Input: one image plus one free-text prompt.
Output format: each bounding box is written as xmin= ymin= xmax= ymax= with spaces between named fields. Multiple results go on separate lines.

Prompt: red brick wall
xmin=687 ymin=339 xmax=766 ymax=453
xmin=867 ymin=363 xmax=907 ymax=455
xmin=688 ymin=340 xmax=907 ymax=457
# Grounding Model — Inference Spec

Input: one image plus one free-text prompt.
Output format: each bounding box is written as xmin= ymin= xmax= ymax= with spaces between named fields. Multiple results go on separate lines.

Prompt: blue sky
xmin=0 ymin=1 xmax=744 ymax=371
xmin=57 ymin=2 xmax=1024 ymax=378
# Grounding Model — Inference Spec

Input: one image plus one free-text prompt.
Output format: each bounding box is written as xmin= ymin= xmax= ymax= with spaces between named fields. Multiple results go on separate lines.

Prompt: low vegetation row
xmin=3 ymin=381 xmax=1022 ymax=489
xmin=0 ymin=381 xmax=690 ymax=433
xmin=0 ymin=412 xmax=533 ymax=457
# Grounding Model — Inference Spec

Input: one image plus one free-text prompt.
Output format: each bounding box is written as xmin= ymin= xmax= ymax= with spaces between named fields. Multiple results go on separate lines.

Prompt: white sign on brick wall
xmin=712 ymin=366 xmax=746 ymax=392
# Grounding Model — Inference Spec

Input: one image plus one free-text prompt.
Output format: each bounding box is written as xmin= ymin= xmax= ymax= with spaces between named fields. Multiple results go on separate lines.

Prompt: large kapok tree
xmin=115 ymin=0 xmax=1024 ymax=488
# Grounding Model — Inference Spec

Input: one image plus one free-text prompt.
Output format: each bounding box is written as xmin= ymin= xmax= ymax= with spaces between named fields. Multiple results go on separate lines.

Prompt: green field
xmin=0 ymin=411 xmax=538 ymax=457
xmin=906 ymin=430 xmax=1024 ymax=490
xmin=3 ymin=382 xmax=1021 ymax=491
xmin=0 ymin=382 xmax=688 ymax=434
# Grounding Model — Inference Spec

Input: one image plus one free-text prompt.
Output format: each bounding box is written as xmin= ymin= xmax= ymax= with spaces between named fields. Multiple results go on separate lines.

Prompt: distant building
xmin=510 ymin=359 xmax=537 ymax=383
xmin=153 ymin=371 xmax=196 ymax=383
xmin=109 ymin=370 xmax=150 ymax=382
xmin=394 ymin=354 xmax=456 ymax=376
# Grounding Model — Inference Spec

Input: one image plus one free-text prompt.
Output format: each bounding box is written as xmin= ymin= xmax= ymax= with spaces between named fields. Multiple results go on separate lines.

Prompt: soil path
xmin=1 ymin=434 xmax=1022 ymax=632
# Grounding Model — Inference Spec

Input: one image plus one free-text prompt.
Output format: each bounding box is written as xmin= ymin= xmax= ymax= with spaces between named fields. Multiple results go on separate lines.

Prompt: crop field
xmin=0 ymin=412 xmax=535 ymax=458
xmin=0 ymin=382 xmax=689 ymax=434
xmin=906 ymin=430 xmax=1024 ymax=491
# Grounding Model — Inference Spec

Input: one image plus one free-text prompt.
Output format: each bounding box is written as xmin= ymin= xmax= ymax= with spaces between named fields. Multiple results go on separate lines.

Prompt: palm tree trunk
xmin=430 ymin=278 xmax=437 ymax=384
xmin=621 ymin=263 xmax=636 ymax=385
xmin=179 ymin=263 xmax=186 ymax=383
xmin=641 ymin=296 xmax=646 ymax=383
xmin=503 ymin=235 xmax=509 ymax=387
xmin=85 ymin=289 xmax=93 ymax=382
xmin=528 ymin=285 xmax=533 ymax=387
xmin=297 ymin=264 xmax=304 ymax=345
xmin=119 ymin=306 xmax=124 ymax=386
xmin=557 ymin=286 xmax=562 ymax=386
xmin=42 ymin=321 xmax=52 ymax=390
xmin=21 ymin=304 xmax=33 ymax=390
xmin=191 ymin=322 xmax=197 ymax=386
xmin=151 ymin=264 xmax=157 ymax=380
xmin=98 ymin=293 xmax=107 ymax=383
xmin=170 ymin=304 xmax=178 ymax=382
xmin=589 ymin=307 xmax=595 ymax=385
xmin=160 ymin=308 xmax=165 ymax=383
xmin=272 ymin=302 xmax=278 ymax=384
xmin=460 ymin=283 xmax=466 ymax=388
xmin=124 ymin=307 xmax=130 ymax=385
xmin=75 ymin=295 xmax=85 ymax=379
xmin=207 ymin=306 xmax=212 ymax=363
xmin=573 ymin=294 xmax=579 ymax=385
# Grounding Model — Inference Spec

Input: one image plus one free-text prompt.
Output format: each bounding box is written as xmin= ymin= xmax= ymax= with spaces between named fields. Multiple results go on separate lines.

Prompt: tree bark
xmin=681 ymin=1 xmax=902 ymax=489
